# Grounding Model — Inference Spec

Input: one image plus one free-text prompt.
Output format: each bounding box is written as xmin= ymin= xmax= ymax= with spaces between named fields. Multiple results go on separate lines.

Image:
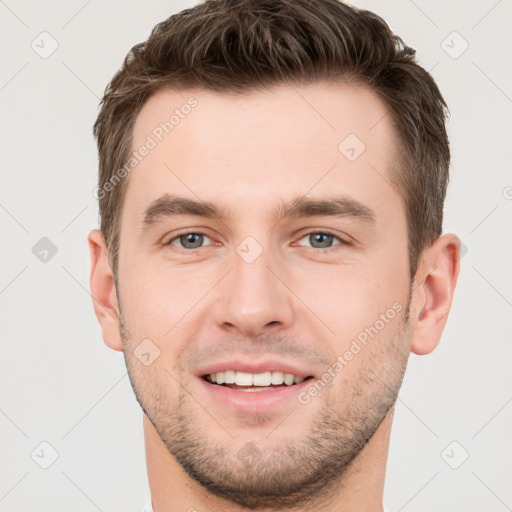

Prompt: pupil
xmin=310 ymin=233 xmax=333 ymax=248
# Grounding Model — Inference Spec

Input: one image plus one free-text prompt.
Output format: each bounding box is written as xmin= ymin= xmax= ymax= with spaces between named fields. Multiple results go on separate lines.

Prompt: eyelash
xmin=164 ymin=230 xmax=350 ymax=251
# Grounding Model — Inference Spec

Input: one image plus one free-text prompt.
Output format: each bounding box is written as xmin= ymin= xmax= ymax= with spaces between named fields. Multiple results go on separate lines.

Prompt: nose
xmin=212 ymin=244 xmax=295 ymax=337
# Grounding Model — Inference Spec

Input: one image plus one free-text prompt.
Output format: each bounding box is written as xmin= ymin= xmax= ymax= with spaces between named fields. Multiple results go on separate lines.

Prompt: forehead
xmin=124 ymin=82 xmax=400 ymax=219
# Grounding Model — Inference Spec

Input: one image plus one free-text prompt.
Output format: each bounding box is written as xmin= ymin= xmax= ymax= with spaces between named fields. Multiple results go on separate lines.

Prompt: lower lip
xmin=198 ymin=377 xmax=315 ymax=413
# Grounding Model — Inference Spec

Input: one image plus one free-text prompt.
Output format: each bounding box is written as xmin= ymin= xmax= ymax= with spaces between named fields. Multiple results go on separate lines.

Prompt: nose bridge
xmin=214 ymin=237 xmax=294 ymax=335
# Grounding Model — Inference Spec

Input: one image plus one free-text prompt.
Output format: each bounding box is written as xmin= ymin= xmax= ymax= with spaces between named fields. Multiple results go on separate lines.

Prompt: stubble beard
xmin=120 ymin=302 xmax=411 ymax=510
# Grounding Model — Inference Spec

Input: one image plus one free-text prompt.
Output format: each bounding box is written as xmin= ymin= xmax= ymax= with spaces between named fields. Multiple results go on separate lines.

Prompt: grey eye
xmin=171 ymin=233 xmax=210 ymax=249
xmin=297 ymin=232 xmax=342 ymax=249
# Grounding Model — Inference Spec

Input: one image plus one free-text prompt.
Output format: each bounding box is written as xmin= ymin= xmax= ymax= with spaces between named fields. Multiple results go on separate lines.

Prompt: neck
xmin=144 ymin=406 xmax=394 ymax=512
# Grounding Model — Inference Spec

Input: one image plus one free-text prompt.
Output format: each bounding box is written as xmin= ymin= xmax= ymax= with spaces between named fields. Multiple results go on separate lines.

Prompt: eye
xmin=166 ymin=232 xmax=214 ymax=249
xmin=296 ymin=232 xmax=347 ymax=249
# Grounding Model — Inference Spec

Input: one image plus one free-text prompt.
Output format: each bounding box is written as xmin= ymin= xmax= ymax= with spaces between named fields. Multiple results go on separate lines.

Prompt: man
xmin=88 ymin=1 xmax=460 ymax=510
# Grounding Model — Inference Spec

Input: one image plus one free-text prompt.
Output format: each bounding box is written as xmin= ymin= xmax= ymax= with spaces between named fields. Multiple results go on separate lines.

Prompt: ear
xmin=409 ymin=233 xmax=461 ymax=355
xmin=87 ymin=229 xmax=123 ymax=352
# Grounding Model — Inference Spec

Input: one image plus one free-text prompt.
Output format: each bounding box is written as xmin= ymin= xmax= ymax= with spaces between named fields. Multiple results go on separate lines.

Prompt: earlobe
xmin=410 ymin=234 xmax=461 ymax=356
xmin=87 ymin=229 xmax=123 ymax=352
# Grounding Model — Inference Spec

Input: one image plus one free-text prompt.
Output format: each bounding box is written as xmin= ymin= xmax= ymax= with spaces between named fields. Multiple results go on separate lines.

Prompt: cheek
xmin=119 ymin=258 xmax=184 ymax=322
xmin=118 ymin=261 xmax=214 ymax=371
xmin=119 ymin=271 xmax=190 ymax=402
xmin=123 ymin=349 xmax=184 ymax=421
xmin=290 ymin=256 xmax=409 ymax=341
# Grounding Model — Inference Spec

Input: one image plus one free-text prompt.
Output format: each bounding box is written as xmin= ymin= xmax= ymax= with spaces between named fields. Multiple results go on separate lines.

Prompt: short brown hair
xmin=93 ymin=0 xmax=450 ymax=280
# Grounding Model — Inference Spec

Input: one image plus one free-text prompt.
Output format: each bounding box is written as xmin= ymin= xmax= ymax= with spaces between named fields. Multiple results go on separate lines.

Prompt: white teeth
xmin=271 ymin=371 xmax=285 ymax=385
xmin=234 ymin=371 xmax=253 ymax=386
xmin=209 ymin=370 xmax=306 ymax=386
xmin=252 ymin=371 xmax=272 ymax=386
xmin=224 ymin=370 xmax=236 ymax=384
xmin=284 ymin=373 xmax=294 ymax=385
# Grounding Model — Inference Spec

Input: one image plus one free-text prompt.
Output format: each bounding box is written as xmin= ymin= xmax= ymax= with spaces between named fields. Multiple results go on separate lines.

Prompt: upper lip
xmin=196 ymin=358 xmax=315 ymax=379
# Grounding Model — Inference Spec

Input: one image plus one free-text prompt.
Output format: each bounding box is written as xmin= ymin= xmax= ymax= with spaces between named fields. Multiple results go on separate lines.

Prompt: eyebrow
xmin=275 ymin=195 xmax=375 ymax=224
xmin=141 ymin=193 xmax=376 ymax=228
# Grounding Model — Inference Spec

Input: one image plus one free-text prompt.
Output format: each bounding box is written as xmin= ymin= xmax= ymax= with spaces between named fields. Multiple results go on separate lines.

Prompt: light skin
xmin=88 ymin=83 xmax=460 ymax=512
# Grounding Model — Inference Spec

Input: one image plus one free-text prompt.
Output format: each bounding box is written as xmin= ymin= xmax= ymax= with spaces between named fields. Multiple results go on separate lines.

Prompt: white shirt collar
xmin=141 ymin=497 xmax=154 ymax=512
xmin=143 ymin=496 xmax=390 ymax=512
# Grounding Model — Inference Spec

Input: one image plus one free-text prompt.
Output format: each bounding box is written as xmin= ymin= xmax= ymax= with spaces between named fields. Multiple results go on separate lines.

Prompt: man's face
xmin=116 ymin=83 xmax=412 ymax=508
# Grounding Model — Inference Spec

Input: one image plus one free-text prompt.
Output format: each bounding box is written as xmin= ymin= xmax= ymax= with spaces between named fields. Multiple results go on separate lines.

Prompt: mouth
xmin=196 ymin=362 xmax=318 ymax=412
xmin=201 ymin=371 xmax=315 ymax=392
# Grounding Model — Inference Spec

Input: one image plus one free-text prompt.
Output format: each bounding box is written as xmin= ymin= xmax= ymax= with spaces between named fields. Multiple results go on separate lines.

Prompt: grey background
xmin=1 ymin=1 xmax=511 ymax=511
